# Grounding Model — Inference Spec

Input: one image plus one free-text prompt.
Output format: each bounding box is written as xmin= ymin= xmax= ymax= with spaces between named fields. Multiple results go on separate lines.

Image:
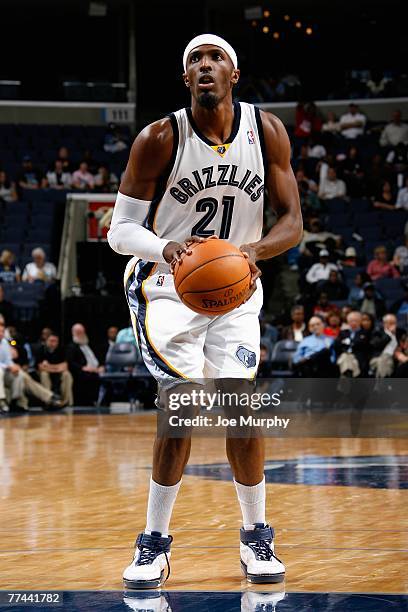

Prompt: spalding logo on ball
xmin=173 ymin=238 xmax=251 ymax=316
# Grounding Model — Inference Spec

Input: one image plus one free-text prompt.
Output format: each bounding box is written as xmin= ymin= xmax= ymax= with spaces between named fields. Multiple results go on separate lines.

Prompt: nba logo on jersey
xmin=247 ymin=129 xmax=255 ymax=144
xmin=156 ymin=274 xmax=165 ymax=286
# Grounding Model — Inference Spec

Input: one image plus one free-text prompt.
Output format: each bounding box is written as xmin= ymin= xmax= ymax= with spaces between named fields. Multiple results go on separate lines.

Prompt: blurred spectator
xmin=57 ymin=146 xmax=74 ymax=173
xmin=348 ymin=272 xmax=370 ymax=306
xmin=318 ymin=166 xmax=347 ymax=200
xmin=392 ymin=236 xmax=408 ymax=274
xmin=257 ymin=343 xmax=272 ymax=378
xmin=0 ymin=321 xmax=63 ymax=411
xmin=340 ymin=145 xmax=365 ymax=197
xmin=366 ymin=153 xmax=391 ymax=197
xmin=116 ymin=323 xmax=137 ymax=345
xmin=46 ymin=159 xmax=72 ymax=190
xmin=322 ymin=111 xmax=341 ymax=135
xmin=95 ymin=165 xmax=119 ymax=193
xmin=292 ymin=316 xmax=335 ymax=377
xmin=294 ymin=102 xmax=322 ymax=139
xmin=0 ymin=249 xmax=21 ymax=283
xmin=0 ymin=170 xmax=17 ymax=202
xmin=339 ymin=104 xmax=366 ymax=139
xmin=298 ymin=180 xmax=322 ymax=214
xmin=98 ymin=325 xmax=119 ymax=364
xmin=370 ymin=314 xmax=402 ymax=378
xmin=357 ymin=281 xmax=386 ymax=318
xmin=340 ymin=305 xmax=353 ymax=329
xmin=386 ymin=143 xmax=408 ymax=189
xmin=72 ymin=162 xmax=95 ymax=190
xmin=324 ymin=311 xmax=342 ymax=338
xmin=367 ymin=246 xmax=400 ymax=280
xmin=396 ymin=176 xmax=408 ymax=210
xmin=361 ymin=312 xmax=375 ymax=339
xmin=306 ymin=249 xmax=338 ymax=284
xmin=36 ymin=332 xmax=73 ymax=406
xmin=0 ymin=285 xmax=13 ymax=325
xmin=299 ymin=218 xmax=340 ymax=258
xmin=104 ymin=123 xmax=128 ymax=153
xmin=295 ymin=168 xmax=317 ymax=192
xmin=82 ymin=149 xmax=99 ymax=175
xmin=281 ymin=305 xmax=309 ymax=341
xmin=342 ymin=246 xmax=358 ymax=268
xmin=31 ymin=327 xmax=53 ymax=361
xmin=319 ymin=269 xmax=349 ymax=301
xmin=394 ymin=333 xmax=408 ymax=377
xmin=372 ymin=180 xmax=396 ymax=210
xmin=313 ymin=291 xmax=337 ymax=320
xmin=66 ymin=323 xmax=103 ymax=405
xmin=390 ymin=282 xmax=408 ymax=316
xmin=380 ymin=110 xmax=408 ymax=148
xmin=16 ymin=156 xmax=46 ymax=191
xmin=334 ymin=311 xmax=370 ymax=377
xmin=22 ymin=248 xmax=57 ymax=283
xmin=308 ymin=137 xmax=326 ymax=160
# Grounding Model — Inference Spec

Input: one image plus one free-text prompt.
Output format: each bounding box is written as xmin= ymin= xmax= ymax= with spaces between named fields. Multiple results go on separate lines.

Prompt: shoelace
xmin=247 ymin=539 xmax=274 ymax=561
xmin=136 ymin=545 xmax=171 ymax=581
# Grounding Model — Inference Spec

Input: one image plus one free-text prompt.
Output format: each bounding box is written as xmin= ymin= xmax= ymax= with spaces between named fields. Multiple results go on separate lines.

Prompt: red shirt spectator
xmin=367 ymin=246 xmax=400 ymax=280
xmin=295 ymin=102 xmax=322 ymax=138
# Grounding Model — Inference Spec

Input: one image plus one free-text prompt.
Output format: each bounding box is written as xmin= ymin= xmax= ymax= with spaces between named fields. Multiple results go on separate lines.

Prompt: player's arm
xmin=108 ymin=119 xmax=204 ymax=265
xmin=241 ymin=112 xmax=302 ymax=263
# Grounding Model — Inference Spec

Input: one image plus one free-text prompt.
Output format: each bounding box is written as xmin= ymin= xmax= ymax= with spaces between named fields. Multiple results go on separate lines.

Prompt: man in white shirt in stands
xmin=339 ymin=103 xmax=366 ymax=139
xmin=396 ymin=176 xmax=408 ymax=211
xmin=306 ymin=249 xmax=338 ymax=284
xmin=318 ymin=165 xmax=347 ymax=200
xmin=22 ymin=248 xmax=57 ymax=283
xmin=380 ymin=110 xmax=408 ymax=148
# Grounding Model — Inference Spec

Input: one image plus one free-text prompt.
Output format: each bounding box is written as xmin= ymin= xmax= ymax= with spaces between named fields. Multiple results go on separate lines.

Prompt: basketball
xmin=173 ymin=238 xmax=251 ymax=316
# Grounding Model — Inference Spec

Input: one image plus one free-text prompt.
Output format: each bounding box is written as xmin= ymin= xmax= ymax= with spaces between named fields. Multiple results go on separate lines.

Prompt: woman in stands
xmin=372 ymin=180 xmax=396 ymax=211
xmin=0 ymin=171 xmax=17 ymax=202
xmin=0 ymin=250 xmax=20 ymax=283
xmin=367 ymin=246 xmax=400 ymax=280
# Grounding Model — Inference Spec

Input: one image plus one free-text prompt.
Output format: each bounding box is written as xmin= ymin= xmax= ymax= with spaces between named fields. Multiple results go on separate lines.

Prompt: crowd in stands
xmin=258 ymin=103 xmax=408 ymax=379
xmin=1 ymin=102 xmax=408 ymax=411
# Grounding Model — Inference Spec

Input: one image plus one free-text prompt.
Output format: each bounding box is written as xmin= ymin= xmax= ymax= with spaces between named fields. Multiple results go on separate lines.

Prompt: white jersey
xmin=145 ymin=101 xmax=266 ymax=247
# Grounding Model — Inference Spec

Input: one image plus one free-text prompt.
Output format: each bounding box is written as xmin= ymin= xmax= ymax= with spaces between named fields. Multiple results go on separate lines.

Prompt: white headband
xmin=183 ymin=34 xmax=238 ymax=72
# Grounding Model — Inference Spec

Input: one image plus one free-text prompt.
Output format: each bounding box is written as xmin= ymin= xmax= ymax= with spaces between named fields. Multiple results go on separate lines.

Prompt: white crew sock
xmin=145 ymin=477 xmax=182 ymax=537
xmin=234 ymin=476 xmax=266 ymax=529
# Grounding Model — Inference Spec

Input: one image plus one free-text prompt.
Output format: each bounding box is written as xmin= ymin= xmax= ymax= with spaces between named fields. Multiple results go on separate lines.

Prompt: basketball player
xmin=108 ymin=34 xmax=302 ymax=588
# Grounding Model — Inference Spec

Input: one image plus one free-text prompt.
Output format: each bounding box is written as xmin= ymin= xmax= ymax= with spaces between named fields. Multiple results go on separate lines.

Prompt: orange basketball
xmin=173 ymin=238 xmax=251 ymax=316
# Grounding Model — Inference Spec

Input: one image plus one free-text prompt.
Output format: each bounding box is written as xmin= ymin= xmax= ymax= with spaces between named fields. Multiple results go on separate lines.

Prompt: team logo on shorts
xmin=247 ymin=129 xmax=255 ymax=144
xmin=236 ymin=345 xmax=256 ymax=368
xmin=156 ymin=274 xmax=165 ymax=286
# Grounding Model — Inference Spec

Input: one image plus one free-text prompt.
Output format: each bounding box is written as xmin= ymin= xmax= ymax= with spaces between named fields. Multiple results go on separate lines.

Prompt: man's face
xmin=46 ymin=335 xmax=59 ymax=351
xmin=327 ymin=168 xmax=337 ymax=181
xmin=80 ymin=163 xmax=88 ymax=173
xmin=309 ymin=318 xmax=324 ymax=335
xmin=292 ymin=307 xmax=304 ymax=324
xmin=0 ymin=325 xmax=4 ymax=340
xmin=329 ymin=270 xmax=338 ymax=283
xmin=349 ymin=105 xmax=357 ymax=115
xmin=23 ymin=160 xmax=33 ymax=171
xmin=41 ymin=328 xmax=52 ymax=342
xmin=347 ymin=312 xmax=362 ymax=331
xmin=384 ymin=316 xmax=397 ymax=333
xmin=107 ymin=326 xmax=118 ymax=341
xmin=260 ymin=347 xmax=268 ymax=363
xmin=393 ymin=110 xmax=401 ymax=124
xmin=184 ymin=45 xmax=239 ymax=110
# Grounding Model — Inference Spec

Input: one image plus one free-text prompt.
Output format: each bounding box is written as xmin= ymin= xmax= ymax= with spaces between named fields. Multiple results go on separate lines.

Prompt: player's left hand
xmin=240 ymin=244 xmax=262 ymax=302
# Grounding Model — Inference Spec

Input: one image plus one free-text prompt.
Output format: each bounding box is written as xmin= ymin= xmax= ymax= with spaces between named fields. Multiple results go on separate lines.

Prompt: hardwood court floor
xmin=0 ymin=412 xmax=407 ymax=594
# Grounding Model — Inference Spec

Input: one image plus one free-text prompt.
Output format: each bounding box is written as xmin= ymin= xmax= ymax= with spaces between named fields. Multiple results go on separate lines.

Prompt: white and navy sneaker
xmin=123 ymin=590 xmax=172 ymax=612
xmin=123 ymin=531 xmax=173 ymax=589
xmin=240 ymin=523 xmax=285 ymax=584
xmin=241 ymin=590 xmax=286 ymax=612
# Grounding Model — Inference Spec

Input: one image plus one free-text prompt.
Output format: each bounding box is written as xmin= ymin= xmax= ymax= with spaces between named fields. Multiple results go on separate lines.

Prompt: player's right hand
xmin=163 ymin=235 xmax=218 ymax=273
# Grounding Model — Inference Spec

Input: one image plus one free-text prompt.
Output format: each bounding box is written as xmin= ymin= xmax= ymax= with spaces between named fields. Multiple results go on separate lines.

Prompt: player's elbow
xmin=107 ymin=226 xmax=122 ymax=254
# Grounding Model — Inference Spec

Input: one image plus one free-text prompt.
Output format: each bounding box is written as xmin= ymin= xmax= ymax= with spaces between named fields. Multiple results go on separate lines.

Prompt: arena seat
xmin=349 ymin=198 xmax=371 ymax=213
xmin=326 ymin=198 xmax=347 ymax=213
xmin=353 ymin=212 xmax=381 ymax=227
xmin=270 ymin=340 xmax=298 ymax=377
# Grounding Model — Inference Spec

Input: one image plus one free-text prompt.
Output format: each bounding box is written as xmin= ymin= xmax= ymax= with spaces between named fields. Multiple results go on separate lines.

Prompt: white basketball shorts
xmin=124 ymin=257 xmax=263 ymax=388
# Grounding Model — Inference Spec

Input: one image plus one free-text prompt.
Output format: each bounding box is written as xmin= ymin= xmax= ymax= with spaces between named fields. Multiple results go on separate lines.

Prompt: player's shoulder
xmin=257 ymin=109 xmax=287 ymax=138
xmin=130 ymin=116 xmax=174 ymax=165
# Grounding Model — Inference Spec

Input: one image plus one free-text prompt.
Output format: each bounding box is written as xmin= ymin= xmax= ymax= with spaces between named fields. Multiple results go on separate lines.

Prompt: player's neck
xmin=191 ymin=98 xmax=235 ymax=144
